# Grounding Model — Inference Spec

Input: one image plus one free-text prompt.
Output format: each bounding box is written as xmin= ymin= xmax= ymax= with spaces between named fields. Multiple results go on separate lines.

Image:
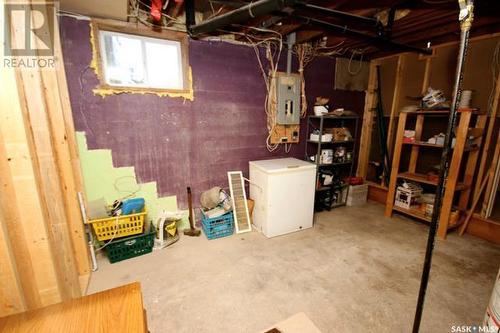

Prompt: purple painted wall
xmin=60 ymin=17 xmax=364 ymax=207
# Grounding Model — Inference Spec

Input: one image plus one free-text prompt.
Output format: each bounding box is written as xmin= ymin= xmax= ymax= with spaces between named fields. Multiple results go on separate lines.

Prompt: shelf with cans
xmin=304 ymin=114 xmax=359 ymax=211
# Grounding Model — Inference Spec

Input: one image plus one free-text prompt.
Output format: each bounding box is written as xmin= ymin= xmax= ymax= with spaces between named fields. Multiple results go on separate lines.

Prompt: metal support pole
xmin=411 ymin=1 xmax=474 ymax=332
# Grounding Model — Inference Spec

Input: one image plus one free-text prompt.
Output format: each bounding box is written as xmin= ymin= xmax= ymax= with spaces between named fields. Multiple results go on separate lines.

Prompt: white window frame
xmin=92 ymin=21 xmax=189 ymax=93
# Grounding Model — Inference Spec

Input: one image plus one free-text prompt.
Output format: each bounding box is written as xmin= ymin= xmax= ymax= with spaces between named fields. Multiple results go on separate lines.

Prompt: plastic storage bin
xmin=105 ymin=226 xmax=155 ymax=263
xmin=88 ymin=210 xmax=146 ymax=241
xmin=201 ymin=211 xmax=234 ymax=240
xmin=346 ymin=184 xmax=368 ymax=206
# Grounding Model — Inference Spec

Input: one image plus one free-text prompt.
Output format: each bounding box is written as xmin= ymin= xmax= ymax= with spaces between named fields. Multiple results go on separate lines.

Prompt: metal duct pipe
xmin=412 ymin=1 xmax=475 ymax=332
xmin=185 ymin=0 xmax=196 ymax=32
xmin=189 ymin=0 xmax=298 ymax=37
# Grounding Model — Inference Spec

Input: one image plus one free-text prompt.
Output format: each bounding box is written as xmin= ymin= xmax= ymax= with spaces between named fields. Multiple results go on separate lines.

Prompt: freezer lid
xmin=249 ymin=158 xmax=316 ymax=174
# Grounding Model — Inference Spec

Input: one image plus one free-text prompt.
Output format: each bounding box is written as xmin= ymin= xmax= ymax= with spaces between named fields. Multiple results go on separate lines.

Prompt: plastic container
xmin=105 ymin=226 xmax=155 ymax=263
xmin=309 ymin=133 xmax=333 ymax=142
xmin=121 ymin=197 xmax=145 ymax=215
xmin=346 ymin=184 xmax=368 ymax=206
xmin=201 ymin=210 xmax=234 ymax=240
xmin=88 ymin=210 xmax=146 ymax=241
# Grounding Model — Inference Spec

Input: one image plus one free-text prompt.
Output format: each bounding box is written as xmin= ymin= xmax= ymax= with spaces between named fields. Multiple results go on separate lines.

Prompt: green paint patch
xmin=76 ymin=132 xmax=189 ymax=230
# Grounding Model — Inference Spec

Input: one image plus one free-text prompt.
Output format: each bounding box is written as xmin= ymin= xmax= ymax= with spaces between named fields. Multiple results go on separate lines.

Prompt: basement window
xmin=97 ymin=28 xmax=188 ymax=91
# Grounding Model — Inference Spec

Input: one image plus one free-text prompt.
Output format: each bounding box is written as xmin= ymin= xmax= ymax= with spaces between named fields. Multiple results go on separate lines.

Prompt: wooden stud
xmin=408 ymin=115 xmax=424 ymax=173
xmin=356 ymin=60 xmax=378 ymax=179
xmin=481 ymin=132 xmax=500 ymax=216
xmin=16 ymin=6 xmax=81 ymax=300
xmin=474 ymin=70 xmax=500 ymax=202
xmin=0 ymin=65 xmax=60 ymax=308
xmin=0 ymin=126 xmax=41 ymax=312
xmin=384 ymin=112 xmax=408 ymax=217
xmin=0 ymin=214 xmax=25 ymax=316
xmin=437 ymin=111 xmax=472 ymax=239
xmin=386 ymin=55 xmax=406 ymax=156
xmin=43 ymin=18 xmax=90 ymax=285
xmin=457 ymin=114 xmax=487 ymax=210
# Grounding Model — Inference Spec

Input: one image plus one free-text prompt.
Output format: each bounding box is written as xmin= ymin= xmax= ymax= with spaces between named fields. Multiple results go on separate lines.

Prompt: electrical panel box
xmin=276 ymin=72 xmax=301 ymax=125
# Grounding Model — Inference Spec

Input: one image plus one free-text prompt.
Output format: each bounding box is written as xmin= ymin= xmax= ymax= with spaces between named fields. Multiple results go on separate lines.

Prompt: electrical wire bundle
xmin=215 ymin=26 xmax=284 ymax=152
xmin=295 ymin=43 xmax=316 ymax=118
xmin=128 ymin=0 xmax=186 ymax=31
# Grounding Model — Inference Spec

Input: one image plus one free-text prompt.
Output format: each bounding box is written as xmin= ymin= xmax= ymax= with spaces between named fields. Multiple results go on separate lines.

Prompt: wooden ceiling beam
xmin=399 ymin=16 xmax=500 ymax=45
xmin=295 ymin=29 xmax=324 ymax=43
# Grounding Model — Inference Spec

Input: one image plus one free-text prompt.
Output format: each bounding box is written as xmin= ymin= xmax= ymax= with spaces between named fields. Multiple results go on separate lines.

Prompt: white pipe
xmin=78 ymin=192 xmax=98 ymax=272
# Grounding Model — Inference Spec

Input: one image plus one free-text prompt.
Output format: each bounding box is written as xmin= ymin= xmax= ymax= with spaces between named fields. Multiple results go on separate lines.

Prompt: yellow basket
xmin=88 ymin=210 xmax=147 ymax=242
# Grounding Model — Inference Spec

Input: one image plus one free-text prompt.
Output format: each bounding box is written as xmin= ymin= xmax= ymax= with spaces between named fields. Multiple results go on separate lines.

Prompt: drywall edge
xmin=76 ymin=131 xmax=189 ymax=230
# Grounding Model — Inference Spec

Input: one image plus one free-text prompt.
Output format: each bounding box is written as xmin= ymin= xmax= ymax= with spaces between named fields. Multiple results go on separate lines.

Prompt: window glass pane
xmin=100 ymin=31 xmax=146 ymax=87
xmin=144 ymin=40 xmax=183 ymax=89
xmin=99 ymin=30 xmax=185 ymax=91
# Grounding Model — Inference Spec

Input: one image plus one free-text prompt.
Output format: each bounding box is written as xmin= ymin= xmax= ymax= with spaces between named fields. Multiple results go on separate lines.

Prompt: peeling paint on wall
xmin=61 ymin=17 xmax=365 ymax=208
xmin=76 ymin=131 xmax=189 ymax=229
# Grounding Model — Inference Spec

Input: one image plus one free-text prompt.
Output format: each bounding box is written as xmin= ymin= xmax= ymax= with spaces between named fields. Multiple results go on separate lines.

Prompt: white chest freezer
xmin=249 ymin=157 xmax=316 ymax=238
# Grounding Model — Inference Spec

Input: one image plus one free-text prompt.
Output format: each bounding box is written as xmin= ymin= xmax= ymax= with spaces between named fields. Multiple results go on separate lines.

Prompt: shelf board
xmin=397 ymin=172 xmax=468 ymax=191
xmin=392 ymin=205 xmax=432 ymax=222
xmin=404 ymin=108 xmax=479 ymax=115
xmin=392 ymin=205 xmax=464 ymax=230
xmin=403 ymin=141 xmax=443 ymax=148
xmin=308 ymin=115 xmax=358 ymax=120
xmin=308 ymin=140 xmax=354 ymax=144
xmin=318 ymin=161 xmax=353 ymax=167
xmin=316 ymin=184 xmax=348 ymax=192
xmin=403 ymin=141 xmax=477 ymax=152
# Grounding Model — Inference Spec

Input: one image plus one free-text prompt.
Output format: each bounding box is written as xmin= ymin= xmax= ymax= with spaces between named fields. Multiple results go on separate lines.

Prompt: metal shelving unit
xmin=305 ymin=114 xmax=359 ymax=211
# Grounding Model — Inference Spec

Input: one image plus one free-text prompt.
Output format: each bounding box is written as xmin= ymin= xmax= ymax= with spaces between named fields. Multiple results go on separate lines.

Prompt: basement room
xmin=1 ymin=0 xmax=500 ymax=332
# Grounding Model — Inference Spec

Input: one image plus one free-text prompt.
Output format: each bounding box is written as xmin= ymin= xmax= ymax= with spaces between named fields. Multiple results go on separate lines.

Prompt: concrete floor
xmin=88 ymin=202 xmax=500 ymax=333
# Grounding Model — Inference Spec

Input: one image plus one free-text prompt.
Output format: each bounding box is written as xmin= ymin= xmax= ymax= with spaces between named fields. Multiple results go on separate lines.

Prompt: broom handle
xmin=187 ymin=187 xmax=194 ymax=229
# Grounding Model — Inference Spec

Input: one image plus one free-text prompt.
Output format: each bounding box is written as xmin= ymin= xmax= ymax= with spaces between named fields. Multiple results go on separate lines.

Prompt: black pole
xmin=411 ymin=1 xmax=474 ymax=332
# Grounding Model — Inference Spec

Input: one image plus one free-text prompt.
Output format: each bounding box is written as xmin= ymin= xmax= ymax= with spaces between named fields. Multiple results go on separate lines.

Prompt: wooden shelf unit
xmin=385 ymin=108 xmax=487 ymax=239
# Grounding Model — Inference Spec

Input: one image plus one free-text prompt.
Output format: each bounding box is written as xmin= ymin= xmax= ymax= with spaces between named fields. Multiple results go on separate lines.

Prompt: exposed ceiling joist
xmin=188 ymin=0 xmax=299 ymax=36
xmin=290 ymin=14 xmax=432 ymax=55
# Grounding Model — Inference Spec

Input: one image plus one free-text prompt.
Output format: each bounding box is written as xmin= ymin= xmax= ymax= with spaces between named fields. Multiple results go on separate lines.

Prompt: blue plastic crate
xmin=201 ymin=210 xmax=234 ymax=240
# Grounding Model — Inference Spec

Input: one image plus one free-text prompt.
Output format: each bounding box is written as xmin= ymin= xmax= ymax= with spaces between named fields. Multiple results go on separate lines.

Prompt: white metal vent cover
xmin=227 ymin=171 xmax=252 ymax=234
